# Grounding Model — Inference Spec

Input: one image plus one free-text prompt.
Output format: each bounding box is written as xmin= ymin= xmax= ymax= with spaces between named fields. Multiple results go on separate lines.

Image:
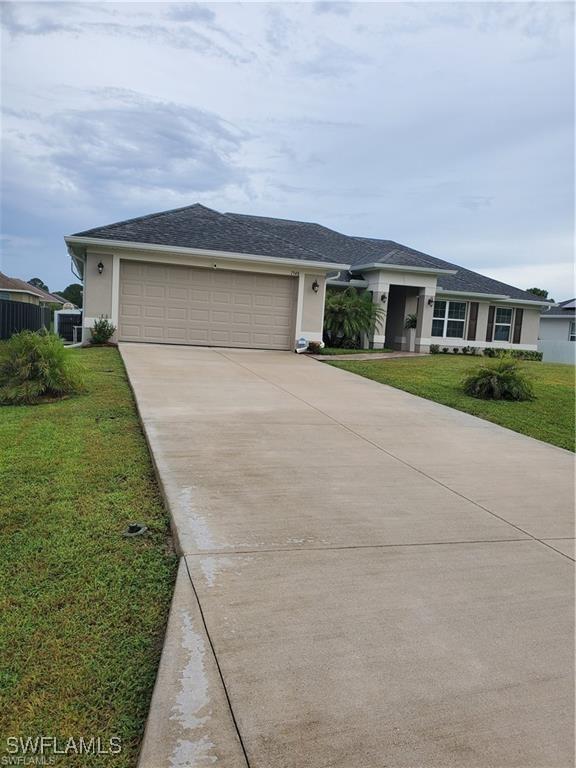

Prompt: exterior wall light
xmin=97 ymin=261 xmax=104 ymax=275
xmin=312 ymin=280 xmax=320 ymax=293
xmin=427 ymin=297 xmax=435 ymax=306
xmin=381 ymin=293 xmax=387 ymax=303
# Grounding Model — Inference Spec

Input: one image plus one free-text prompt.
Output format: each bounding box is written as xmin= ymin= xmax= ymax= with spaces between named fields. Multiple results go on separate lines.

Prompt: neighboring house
xmin=0 ymin=272 xmax=66 ymax=306
xmin=65 ymin=204 xmax=549 ymax=351
xmin=538 ymin=299 xmax=576 ymax=364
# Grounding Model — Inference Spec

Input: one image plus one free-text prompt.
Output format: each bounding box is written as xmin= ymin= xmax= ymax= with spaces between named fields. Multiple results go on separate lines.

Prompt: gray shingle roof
xmin=541 ymin=299 xmax=575 ymax=318
xmin=72 ymin=204 xmax=342 ymax=266
xmin=72 ymin=203 xmax=548 ymax=303
xmin=229 ymin=213 xmax=546 ymax=303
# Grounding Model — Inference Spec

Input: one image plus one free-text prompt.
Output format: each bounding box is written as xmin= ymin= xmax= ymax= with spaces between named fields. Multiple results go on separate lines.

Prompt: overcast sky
xmin=1 ymin=1 xmax=574 ymax=299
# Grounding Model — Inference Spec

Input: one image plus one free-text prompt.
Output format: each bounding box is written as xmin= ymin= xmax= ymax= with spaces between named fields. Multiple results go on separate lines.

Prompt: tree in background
xmin=58 ymin=283 xmax=83 ymax=307
xmin=526 ymin=287 xmax=551 ymax=299
xmin=28 ymin=277 xmax=49 ymax=292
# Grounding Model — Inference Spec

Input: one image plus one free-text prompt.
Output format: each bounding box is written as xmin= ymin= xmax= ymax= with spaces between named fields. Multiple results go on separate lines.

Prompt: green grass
xmin=329 ymin=355 xmax=575 ymax=451
xmin=320 ymin=346 xmax=393 ymax=355
xmin=0 ymin=347 xmax=178 ymax=766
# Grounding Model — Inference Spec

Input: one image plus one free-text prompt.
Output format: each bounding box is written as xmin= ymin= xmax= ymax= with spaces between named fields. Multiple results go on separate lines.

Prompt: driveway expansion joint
xmin=215 ymin=348 xmax=573 ymax=557
xmin=183 ymin=557 xmax=252 ymax=768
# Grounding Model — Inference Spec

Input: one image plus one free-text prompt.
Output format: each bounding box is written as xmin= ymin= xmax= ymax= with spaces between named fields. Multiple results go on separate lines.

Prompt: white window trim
xmin=569 ymin=320 xmax=576 ymax=342
xmin=493 ymin=307 xmax=514 ymax=342
xmin=432 ymin=300 xmax=467 ymax=339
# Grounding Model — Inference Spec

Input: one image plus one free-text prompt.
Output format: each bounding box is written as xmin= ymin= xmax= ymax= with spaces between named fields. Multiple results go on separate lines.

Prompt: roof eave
xmin=64 ymin=236 xmax=350 ymax=273
xmin=350 ymin=262 xmax=458 ymax=276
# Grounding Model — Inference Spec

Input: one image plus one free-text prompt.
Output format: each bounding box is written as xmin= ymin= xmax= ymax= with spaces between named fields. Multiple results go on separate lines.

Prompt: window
xmin=431 ymin=300 xmax=466 ymax=338
xmin=570 ymin=321 xmax=576 ymax=342
xmin=0 ymin=291 xmax=9 ymax=301
xmin=494 ymin=307 xmax=513 ymax=341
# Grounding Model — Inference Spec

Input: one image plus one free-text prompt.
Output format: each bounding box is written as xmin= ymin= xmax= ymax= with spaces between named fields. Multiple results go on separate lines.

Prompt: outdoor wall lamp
xmin=312 ymin=280 xmax=320 ymax=293
xmin=427 ymin=297 xmax=435 ymax=306
xmin=97 ymin=261 xmax=104 ymax=275
xmin=381 ymin=293 xmax=387 ymax=303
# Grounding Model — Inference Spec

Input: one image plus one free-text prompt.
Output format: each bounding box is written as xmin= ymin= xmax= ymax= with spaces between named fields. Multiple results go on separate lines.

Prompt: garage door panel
xmin=167 ymin=307 xmax=187 ymax=321
xmin=119 ymin=261 xmax=297 ymax=349
xmin=168 ymin=286 xmax=188 ymax=301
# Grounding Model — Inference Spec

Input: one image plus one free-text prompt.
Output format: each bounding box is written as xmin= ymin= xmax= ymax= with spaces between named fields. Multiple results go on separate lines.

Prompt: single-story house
xmin=65 ymin=204 xmax=549 ymax=351
xmin=0 ymin=272 xmax=65 ymax=306
xmin=538 ymin=299 xmax=575 ymax=364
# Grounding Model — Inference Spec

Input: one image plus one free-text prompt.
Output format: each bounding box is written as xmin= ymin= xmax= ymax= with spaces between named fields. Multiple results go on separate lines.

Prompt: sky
xmin=1 ymin=1 xmax=574 ymax=299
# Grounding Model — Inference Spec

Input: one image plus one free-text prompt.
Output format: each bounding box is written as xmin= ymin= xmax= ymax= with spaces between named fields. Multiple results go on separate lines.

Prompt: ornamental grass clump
xmin=0 ymin=331 xmax=85 ymax=405
xmin=462 ymin=359 xmax=535 ymax=402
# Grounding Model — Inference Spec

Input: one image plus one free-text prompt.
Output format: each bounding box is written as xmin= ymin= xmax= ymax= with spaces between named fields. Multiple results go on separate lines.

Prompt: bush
xmin=461 ymin=346 xmax=471 ymax=355
xmin=483 ymin=348 xmax=542 ymax=361
xmin=430 ymin=344 xmax=440 ymax=354
xmin=0 ymin=331 xmax=85 ymax=405
xmin=452 ymin=347 xmax=459 ymax=354
xmin=323 ymin=287 xmax=385 ymax=348
xmin=442 ymin=347 xmax=449 ymax=354
xmin=404 ymin=313 xmax=418 ymax=329
xmin=90 ymin=316 xmax=116 ymax=345
xmin=510 ymin=350 xmax=543 ymax=362
xmin=307 ymin=341 xmax=322 ymax=354
xmin=462 ymin=360 xmax=535 ymax=402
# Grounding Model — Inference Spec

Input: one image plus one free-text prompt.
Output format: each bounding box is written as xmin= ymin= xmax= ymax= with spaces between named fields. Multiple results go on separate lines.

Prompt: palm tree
xmin=323 ymin=287 xmax=386 ymax=347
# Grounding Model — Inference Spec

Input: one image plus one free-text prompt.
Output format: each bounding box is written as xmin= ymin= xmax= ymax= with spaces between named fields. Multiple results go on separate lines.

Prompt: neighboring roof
xmin=70 ymin=203 xmax=344 ymax=267
xmin=227 ymin=212 xmax=547 ymax=304
xmin=541 ymin=299 xmax=576 ymax=318
xmin=0 ymin=272 xmax=65 ymax=304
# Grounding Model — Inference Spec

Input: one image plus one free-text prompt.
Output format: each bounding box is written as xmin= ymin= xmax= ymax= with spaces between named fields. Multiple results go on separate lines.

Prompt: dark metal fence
xmin=0 ymin=300 xmax=52 ymax=340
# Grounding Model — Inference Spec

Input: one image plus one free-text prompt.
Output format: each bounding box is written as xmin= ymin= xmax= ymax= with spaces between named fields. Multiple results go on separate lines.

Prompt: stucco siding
xmin=520 ymin=308 xmax=541 ymax=345
xmin=300 ymin=274 xmax=326 ymax=340
xmin=84 ymin=251 xmax=113 ymax=319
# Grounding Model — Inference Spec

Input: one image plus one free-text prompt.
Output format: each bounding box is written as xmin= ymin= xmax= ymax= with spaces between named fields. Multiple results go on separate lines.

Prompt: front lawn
xmin=0 ymin=347 xmax=177 ymax=766
xmin=329 ymin=355 xmax=575 ymax=451
xmin=320 ymin=346 xmax=393 ymax=355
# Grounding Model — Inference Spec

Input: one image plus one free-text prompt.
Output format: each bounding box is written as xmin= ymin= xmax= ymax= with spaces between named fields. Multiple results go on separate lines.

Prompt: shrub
xmin=430 ymin=344 xmax=440 ymax=354
xmin=307 ymin=341 xmax=322 ymax=354
xmin=442 ymin=347 xmax=449 ymax=354
xmin=404 ymin=313 xmax=418 ymax=329
xmin=90 ymin=316 xmax=116 ymax=345
xmin=510 ymin=350 xmax=543 ymax=362
xmin=462 ymin=360 xmax=535 ymax=402
xmin=452 ymin=347 xmax=459 ymax=354
xmin=0 ymin=331 xmax=85 ymax=405
xmin=323 ymin=287 xmax=385 ymax=348
xmin=483 ymin=347 xmax=496 ymax=357
xmin=461 ymin=346 xmax=471 ymax=355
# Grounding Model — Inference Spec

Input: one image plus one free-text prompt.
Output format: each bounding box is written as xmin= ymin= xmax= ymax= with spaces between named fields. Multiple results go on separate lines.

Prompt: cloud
xmin=313 ymin=3 xmax=352 ymax=17
xmin=293 ymin=38 xmax=370 ymax=78
xmin=4 ymin=90 xmax=250 ymax=210
xmin=0 ymin=2 xmax=74 ymax=36
xmin=460 ymin=195 xmax=494 ymax=212
xmin=166 ymin=4 xmax=216 ymax=24
xmin=0 ymin=2 xmax=252 ymax=63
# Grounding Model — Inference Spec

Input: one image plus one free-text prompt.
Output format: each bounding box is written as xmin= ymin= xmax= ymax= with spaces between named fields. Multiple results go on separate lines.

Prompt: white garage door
xmin=118 ymin=260 xmax=297 ymax=350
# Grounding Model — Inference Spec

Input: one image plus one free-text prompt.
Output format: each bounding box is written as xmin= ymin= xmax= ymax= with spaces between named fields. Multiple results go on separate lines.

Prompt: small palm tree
xmin=323 ymin=288 xmax=385 ymax=348
xmin=462 ymin=360 xmax=535 ymax=401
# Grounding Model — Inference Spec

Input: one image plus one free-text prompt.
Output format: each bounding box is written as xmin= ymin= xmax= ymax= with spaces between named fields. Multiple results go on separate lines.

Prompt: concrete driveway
xmin=121 ymin=344 xmax=574 ymax=768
